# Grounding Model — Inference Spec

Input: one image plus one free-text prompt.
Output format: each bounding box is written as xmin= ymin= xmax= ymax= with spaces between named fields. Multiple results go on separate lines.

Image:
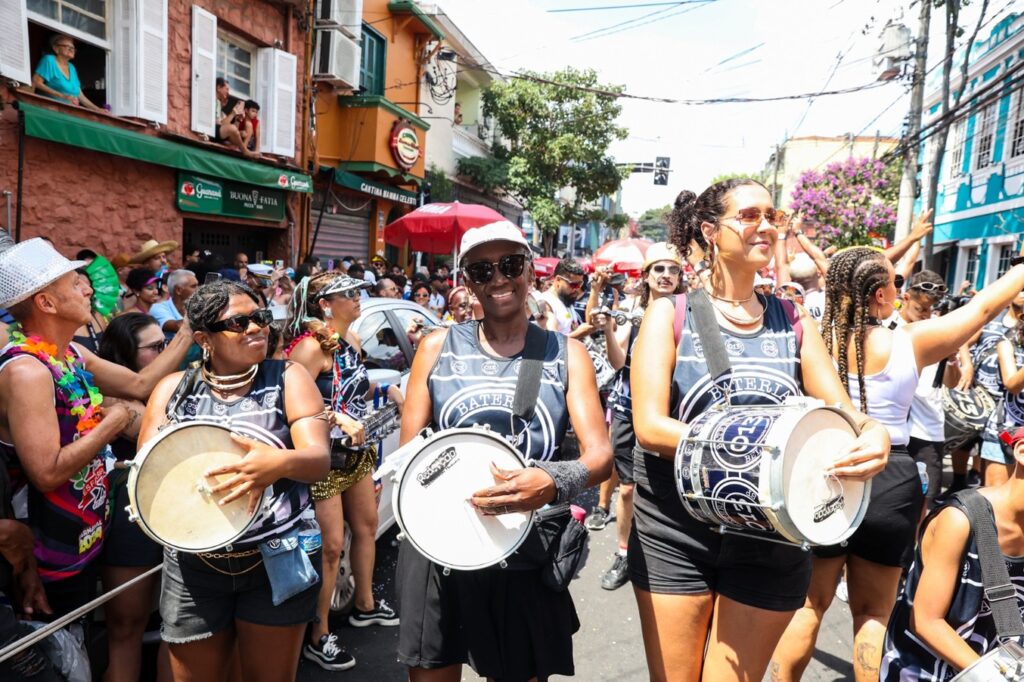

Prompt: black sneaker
xmin=600 ymin=553 xmax=629 ymax=591
xmin=303 ymin=633 xmax=356 ymax=671
xmin=348 ymin=599 xmax=399 ymax=627
xmin=967 ymin=469 xmax=982 ymax=488
xmin=585 ymin=506 xmax=610 ymax=531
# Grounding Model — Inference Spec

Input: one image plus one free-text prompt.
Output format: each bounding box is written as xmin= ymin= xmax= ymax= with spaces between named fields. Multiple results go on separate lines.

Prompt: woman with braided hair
xmin=770 ymin=245 xmax=1024 ymax=681
xmin=285 ymin=272 xmax=404 ymax=671
xmin=630 ymin=178 xmax=891 ymax=681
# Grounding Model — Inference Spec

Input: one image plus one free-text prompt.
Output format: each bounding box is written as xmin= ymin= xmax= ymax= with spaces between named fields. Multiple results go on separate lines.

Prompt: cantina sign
xmin=389 ymin=120 xmax=421 ymax=171
xmin=177 ymin=173 xmax=286 ymax=222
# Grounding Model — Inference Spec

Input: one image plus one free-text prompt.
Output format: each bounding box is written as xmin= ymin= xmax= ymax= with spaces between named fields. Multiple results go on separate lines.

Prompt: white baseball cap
xmin=459 ymin=221 xmax=530 ymax=265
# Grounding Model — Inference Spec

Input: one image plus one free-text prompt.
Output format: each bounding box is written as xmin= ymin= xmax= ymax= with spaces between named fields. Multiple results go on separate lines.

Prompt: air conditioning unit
xmin=315 ymin=0 xmax=362 ymax=40
xmin=314 ymin=29 xmax=361 ymax=89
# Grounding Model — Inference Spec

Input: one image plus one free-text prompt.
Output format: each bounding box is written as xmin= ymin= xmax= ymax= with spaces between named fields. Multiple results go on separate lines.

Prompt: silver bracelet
xmin=530 ymin=459 xmax=590 ymax=505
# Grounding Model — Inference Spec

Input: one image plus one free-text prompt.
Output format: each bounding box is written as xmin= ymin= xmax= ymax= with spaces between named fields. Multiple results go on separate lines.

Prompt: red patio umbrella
xmin=592 ymin=238 xmax=653 ymax=273
xmin=533 ymin=257 xmax=560 ymax=277
xmin=384 ymin=202 xmax=508 ymax=253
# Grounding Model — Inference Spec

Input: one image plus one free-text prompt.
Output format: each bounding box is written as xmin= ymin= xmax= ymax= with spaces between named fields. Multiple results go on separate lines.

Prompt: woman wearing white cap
xmin=0 ymin=235 xmax=192 ymax=616
xmin=396 ymin=221 xmax=612 ymax=681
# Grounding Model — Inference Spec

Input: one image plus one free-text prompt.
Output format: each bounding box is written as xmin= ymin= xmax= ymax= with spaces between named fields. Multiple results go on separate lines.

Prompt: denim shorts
xmin=159 ymin=546 xmax=320 ymax=644
xmin=980 ymin=438 xmax=1013 ymax=464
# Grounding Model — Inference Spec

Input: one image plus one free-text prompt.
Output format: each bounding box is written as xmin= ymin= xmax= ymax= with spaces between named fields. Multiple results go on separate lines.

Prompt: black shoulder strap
xmin=953 ymin=489 xmax=1024 ymax=639
xmin=513 ymin=323 xmax=547 ymax=422
xmin=687 ymin=289 xmax=732 ymax=385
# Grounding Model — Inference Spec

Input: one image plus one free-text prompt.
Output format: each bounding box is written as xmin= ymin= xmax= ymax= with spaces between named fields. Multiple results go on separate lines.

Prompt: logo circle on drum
xmin=709 ymin=414 xmax=772 ymax=470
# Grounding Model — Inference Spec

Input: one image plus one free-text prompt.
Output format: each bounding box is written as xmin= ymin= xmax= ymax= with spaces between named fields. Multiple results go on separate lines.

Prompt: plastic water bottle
xmin=916 ymin=461 xmax=929 ymax=495
xmin=298 ymin=509 xmax=321 ymax=555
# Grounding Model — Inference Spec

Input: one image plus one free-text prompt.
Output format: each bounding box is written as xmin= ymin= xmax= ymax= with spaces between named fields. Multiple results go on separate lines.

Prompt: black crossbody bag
xmin=502 ymin=324 xmax=589 ymax=591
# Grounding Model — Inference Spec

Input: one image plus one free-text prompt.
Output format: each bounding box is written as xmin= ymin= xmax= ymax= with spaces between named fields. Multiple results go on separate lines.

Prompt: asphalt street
xmin=297 ymin=485 xmax=857 ymax=681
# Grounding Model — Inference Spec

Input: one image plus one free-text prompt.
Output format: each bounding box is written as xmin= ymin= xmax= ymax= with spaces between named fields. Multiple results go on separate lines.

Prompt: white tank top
xmin=846 ymin=327 xmax=920 ymax=446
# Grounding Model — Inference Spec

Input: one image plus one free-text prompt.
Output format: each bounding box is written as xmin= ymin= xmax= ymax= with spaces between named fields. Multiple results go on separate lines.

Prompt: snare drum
xmin=950 ymin=640 xmax=1024 ymax=681
xmin=392 ymin=427 xmax=534 ymax=570
xmin=674 ymin=400 xmax=870 ymax=548
xmin=943 ymin=387 xmax=996 ymax=449
xmin=127 ymin=420 xmax=269 ymax=553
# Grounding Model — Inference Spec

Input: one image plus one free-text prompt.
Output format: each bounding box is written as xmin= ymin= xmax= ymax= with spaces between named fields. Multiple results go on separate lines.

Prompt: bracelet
xmin=1011 ymin=256 xmax=1024 ymax=267
xmin=529 ymin=459 xmax=589 ymax=505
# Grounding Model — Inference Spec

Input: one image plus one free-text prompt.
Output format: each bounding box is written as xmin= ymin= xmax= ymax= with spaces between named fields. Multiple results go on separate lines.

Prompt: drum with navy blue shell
xmin=674 ymin=400 xmax=870 ymax=547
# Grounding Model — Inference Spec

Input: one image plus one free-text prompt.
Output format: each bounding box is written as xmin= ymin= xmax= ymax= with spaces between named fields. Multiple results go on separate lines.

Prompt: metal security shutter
xmin=311 ymin=206 xmax=371 ymax=264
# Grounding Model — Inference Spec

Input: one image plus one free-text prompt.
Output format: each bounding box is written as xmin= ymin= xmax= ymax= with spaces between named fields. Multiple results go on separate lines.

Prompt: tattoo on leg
xmin=769 ymin=661 xmax=782 ymax=682
xmin=855 ymin=642 xmax=879 ymax=674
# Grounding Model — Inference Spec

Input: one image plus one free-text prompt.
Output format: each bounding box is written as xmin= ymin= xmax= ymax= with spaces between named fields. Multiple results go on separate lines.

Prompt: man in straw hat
xmin=129 ymin=238 xmax=178 ymax=278
xmin=0 ymin=232 xmax=192 ymax=617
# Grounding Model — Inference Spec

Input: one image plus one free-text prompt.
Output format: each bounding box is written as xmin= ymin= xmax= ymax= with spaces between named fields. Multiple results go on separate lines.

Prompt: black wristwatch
xmin=1011 ymin=256 xmax=1024 ymax=267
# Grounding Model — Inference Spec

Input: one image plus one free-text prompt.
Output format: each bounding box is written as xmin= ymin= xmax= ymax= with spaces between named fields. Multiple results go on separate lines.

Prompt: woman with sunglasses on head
xmin=770 ymin=244 xmax=1024 ymax=681
xmin=396 ymin=221 xmax=612 ymax=682
xmin=629 ymin=179 xmax=892 ymax=682
xmin=285 ymin=273 xmax=403 ymax=672
xmin=97 ymin=313 xmax=170 ymax=682
xmin=136 ymin=280 xmax=330 ymax=682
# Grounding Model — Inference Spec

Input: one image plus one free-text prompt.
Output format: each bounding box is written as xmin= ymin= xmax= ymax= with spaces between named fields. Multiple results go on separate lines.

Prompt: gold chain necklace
xmin=705 ymin=289 xmax=754 ymax=307
xmin=202 ymin=363 xmax=259 ymax=392
xmin=710 ymin=296 xmax=765 ymax=325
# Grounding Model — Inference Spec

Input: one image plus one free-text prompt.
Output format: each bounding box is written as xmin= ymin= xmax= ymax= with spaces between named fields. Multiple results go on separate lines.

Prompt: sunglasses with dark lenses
xmin=910 ymin=281 xmax=947 ymax=295
xmin=207 ymin=308 xmax=274 ymax=333
xmin=894 ymin=274 xmax=905 ymax=289
xmin=557 ymin=275 xmax=583 ymax=289
xmin=724 ymin=207 xmax=788 ymax=228
xmin=463 ymin=254 xmax=528 ymax=285
xmin=650 ymin=264 xmax=681 ymax=276
xmin=138 ymin=340 xmax=168 ymax=353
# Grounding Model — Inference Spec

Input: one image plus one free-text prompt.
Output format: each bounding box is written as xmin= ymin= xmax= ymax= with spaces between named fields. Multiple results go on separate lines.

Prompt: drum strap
xmin=512 ymin=324 xmax=548 ymax=422
xmin=165 ymin=366 xmax=201 ymax=421
xmin=953 ymin=489 xmax=1024 ymax=640
xmin=688 ymin=289 xmax=732 ymax=392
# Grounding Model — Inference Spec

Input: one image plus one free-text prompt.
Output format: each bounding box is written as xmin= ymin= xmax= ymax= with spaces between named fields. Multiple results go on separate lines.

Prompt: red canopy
xmin=384 ymin=202 xmax=508 ymax=253
xmin=533 ymin=257 xmax=559 ymax=277
xmin=592 ymin=238 xmax=653 ymax=273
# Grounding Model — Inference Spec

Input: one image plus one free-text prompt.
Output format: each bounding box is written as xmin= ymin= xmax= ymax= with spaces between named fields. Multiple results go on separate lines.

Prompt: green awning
xmin=387 ymin=0 xmax=445 ymax=40
xmin=333 ymin=169 xmax=418 ymax=206
xmin=19 ymin=101 xmax=312 ymax=193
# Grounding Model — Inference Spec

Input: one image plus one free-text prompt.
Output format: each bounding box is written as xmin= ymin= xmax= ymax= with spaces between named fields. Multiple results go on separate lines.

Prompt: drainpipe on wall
xmin=16 ymin=104 xmax=25 ymax=243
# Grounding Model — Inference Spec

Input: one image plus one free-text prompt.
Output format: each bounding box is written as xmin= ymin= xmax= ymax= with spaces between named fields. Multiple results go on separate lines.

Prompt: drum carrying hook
xmin=684 ymin=493 xmax=782 ymax=512
xmin=716 ymin=525 xmax=810 ymax=552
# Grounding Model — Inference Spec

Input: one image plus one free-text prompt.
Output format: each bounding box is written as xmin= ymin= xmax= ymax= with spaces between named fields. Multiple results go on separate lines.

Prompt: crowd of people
xmin=1 ymin=177 xmax=1023 ymax=682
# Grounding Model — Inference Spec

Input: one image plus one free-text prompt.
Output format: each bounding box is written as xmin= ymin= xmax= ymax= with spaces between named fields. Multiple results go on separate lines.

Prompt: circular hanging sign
xmin=390 ymin=120 xmax=421 ymax=171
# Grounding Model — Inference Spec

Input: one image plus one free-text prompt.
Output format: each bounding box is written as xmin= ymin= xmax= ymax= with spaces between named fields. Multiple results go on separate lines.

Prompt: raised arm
xmin=78 ymin=321 xmax=193 ymax=401
xmin=885 ymin=209 xmax=933 ymax=264
xmin=793 ymin=231 xmax=830 ymax=278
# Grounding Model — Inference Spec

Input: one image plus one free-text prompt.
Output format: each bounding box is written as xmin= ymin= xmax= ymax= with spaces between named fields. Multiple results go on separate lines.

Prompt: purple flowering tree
xmin=789 ymin=157 xmax=897 ymax=249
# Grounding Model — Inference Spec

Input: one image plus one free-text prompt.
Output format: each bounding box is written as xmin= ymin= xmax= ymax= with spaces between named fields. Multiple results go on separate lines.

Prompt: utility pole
xmin=772 ymin=144 xmax=782 ymax=206
xmin=895 ymin=0 xmax=930 ymax=242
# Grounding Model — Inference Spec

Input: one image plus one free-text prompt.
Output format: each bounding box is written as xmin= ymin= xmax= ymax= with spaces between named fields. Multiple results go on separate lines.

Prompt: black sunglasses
xmin=207 ymin=309 xmax=274 ymax=333
xmin=463 ymin=254 xmax=528 ymax=285
xmin=894 ymin=274 xmax=905 ymax=289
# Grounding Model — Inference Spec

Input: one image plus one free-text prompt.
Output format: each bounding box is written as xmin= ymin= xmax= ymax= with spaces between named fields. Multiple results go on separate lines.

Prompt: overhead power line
xmin=548 ymin=1 xmax=711 ymax=11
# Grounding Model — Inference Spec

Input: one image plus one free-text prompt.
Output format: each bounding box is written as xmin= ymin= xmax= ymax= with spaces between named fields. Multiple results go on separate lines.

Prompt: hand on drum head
xmin=204 ymin=434 xmax=287 ymax=515
xmin=829 ymin=427 xmax=890 ymax=481
xmin=470 ymin=462 xmax=556 ymax=515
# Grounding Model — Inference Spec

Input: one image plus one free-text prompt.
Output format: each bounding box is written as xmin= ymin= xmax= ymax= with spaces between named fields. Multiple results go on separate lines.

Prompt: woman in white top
xmin=771 ymin=245 xmax=1024 ymax=681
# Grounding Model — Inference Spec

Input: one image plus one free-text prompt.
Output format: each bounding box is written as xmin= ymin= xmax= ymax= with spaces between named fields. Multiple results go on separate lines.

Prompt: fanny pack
xmin=502 ymin=503 xmax=589 ymax=591
xmin=259 ymin=528 xmax=319 ymax=606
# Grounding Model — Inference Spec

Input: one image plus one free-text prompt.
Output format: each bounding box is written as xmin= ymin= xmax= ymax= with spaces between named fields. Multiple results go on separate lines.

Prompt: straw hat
xmin=130 ymin=239 xmax=178 ymax=264
xmin=0 ymin=234 xmax=85 ymax=308
xmin=642 ymin=242 xmax=683 ymax=271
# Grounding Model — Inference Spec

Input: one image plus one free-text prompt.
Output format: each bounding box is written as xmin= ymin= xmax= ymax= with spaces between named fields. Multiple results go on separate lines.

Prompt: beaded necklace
xmin=8 ymin=324 xmax=103 ymax=435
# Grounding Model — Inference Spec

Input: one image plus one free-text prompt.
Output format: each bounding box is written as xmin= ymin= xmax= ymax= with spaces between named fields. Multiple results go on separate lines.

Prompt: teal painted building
xmin=922 ymin=13 xmax=1024 ymax=288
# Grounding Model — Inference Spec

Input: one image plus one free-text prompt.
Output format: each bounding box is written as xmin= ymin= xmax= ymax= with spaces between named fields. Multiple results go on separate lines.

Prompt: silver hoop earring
xmin=323 ymin=307 xmax=333 ymax=319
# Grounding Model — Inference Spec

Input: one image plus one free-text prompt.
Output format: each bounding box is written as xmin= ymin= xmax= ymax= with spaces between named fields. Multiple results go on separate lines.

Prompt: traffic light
xmin=654 ymin=157 xmax=670 ymax=186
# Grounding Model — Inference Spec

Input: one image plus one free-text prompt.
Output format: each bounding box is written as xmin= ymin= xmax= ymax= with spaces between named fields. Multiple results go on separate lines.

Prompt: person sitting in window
xmin=213 ymin=78 xmax=257 ymax=158
xmin=243 ymin=100 xmax=260 ymax=153
xmin=32 ymin=34 xmax=103 ymax=112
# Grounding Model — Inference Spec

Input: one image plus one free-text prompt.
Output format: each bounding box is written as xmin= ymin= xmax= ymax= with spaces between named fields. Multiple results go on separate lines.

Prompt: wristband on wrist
xmin=529 ymin=459 xmax=589 ymax=505
xmin=1010 ymin=256 xmax=1024 ymax=267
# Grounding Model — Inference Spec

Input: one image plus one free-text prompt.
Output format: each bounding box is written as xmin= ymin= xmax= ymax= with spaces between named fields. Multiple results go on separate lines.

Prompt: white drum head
xmin=129 ymin=422 xmax=259 ymax=552
xmin=780 ymin=409 xmax=868 ymax=545
xmin=394 ymin=429 xmax=534 ymax=570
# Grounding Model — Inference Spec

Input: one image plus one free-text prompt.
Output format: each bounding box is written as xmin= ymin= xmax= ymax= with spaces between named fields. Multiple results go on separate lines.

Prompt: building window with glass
xmin=964 ymin=246 xmax=979 ymax=285
xmin=997 ymin=244 xmax=1015 ymax=279
xmin=360 ymin=24 xmax=385 ymax=96
xmin=28 ymin=0 xmax=106 ymax=40
xmin=217 ymin=33 xmax=254 ymax=99
xmin=1010 ymin=87 xmax=1024 ymax=160
xmin=974 ymin=102 xmax=998 ymax=171
xmin=947 ymin=118 xmax=966 ymax=179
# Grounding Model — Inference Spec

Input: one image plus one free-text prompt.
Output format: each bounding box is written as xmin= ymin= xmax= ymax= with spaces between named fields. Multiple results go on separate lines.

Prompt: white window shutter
xmin=138 ymin=0 xmax=167 ymax=123
xmin=0 ymin=0 xmax=32 ymax=85
xmin=256 ymin=48 xmax=297 ymax=158
xmin=191 ymin=5 xmax=217 ymax=136
xmin=110 ymin=0 xmax=137 ymax=118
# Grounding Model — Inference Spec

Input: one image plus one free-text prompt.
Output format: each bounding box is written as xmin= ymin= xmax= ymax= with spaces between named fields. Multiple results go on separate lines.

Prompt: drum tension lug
xmin=396 ymin=532 xmax=406 ymax=542
xmin=442 ymin=567 xmax=451 ymax=576
xmin=499 ymin=560 xmax=508 ymax=569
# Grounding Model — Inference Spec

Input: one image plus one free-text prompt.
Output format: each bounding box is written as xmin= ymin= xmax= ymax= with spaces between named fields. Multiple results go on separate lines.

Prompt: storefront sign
xmin=389 ymin=120 xmax=421 ymax=171
xmin=333 ymin=170 xmax=419 ymax=206
xmin=177 ymin=173 xmax=287 ymax=222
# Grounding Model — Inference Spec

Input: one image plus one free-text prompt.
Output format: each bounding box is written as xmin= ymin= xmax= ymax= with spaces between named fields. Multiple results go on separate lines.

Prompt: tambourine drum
xmin=127 ymin=421 xmax=268 ymax=553
xmin=674 ymin=400 xmax=870 ymax=548
xmin=943 ymin=386 xmax=996 ymax=448
xmin=950 ymin=640 xmax=1024 ymax=681
xmin=392 ymin=427 xmax=534 ymax=570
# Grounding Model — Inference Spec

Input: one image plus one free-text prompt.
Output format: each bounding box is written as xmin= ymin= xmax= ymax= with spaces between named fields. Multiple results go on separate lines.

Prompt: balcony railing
xmin=452 ymin=124 xmax=490 ymax=159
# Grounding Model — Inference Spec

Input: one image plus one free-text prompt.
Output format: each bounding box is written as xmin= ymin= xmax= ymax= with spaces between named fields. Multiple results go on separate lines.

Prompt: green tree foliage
xmin=636 ymin=204 xmax=672 ymax=241
xmin=425 ymin=165 xmax=454 ymax=203
xmin=456 ymin=155 xmax=509 ymax=197
xmin=709 ymin=171 xmax=766 ymax=186
xmin=483 ymin=68 xmax=629 ymax=240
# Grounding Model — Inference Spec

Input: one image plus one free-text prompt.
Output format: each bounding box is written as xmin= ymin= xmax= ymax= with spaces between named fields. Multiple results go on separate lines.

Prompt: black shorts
xmin=610 ymin=417 xmax=636 ymax=485
xmin=102 ymin=471 xmax=163 ymax=567
xmin=627 ymin=449 xmax=811 ymax=612
xmin=159 ymin=546 xmax=320 ymax=644
xmin=814 ymin=447 xmax=923 ymax=567
xmin=396 ymin=541 xmax=579 ymax=681
xmin=907 ymin=437 xmax=942 ymax=505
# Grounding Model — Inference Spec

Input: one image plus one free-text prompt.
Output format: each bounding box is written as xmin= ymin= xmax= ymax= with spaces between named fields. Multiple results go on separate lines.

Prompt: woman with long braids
xmin=285 ymin=272 xmax=403 ymax=672
xmin=629 ymin=178 xmax=891 ymax=681
xmin=770 ymin=245 xmax=1024 ymax=681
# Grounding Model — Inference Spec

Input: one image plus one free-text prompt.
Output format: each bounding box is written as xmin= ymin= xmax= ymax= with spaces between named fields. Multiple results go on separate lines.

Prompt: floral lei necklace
xmin=8 ymin=324 xmax=104 ymax=435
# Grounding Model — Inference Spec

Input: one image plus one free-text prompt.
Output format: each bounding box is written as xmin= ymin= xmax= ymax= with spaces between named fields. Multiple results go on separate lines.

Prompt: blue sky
xmin=434 ymin=0 xmax=1007 ymax=216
